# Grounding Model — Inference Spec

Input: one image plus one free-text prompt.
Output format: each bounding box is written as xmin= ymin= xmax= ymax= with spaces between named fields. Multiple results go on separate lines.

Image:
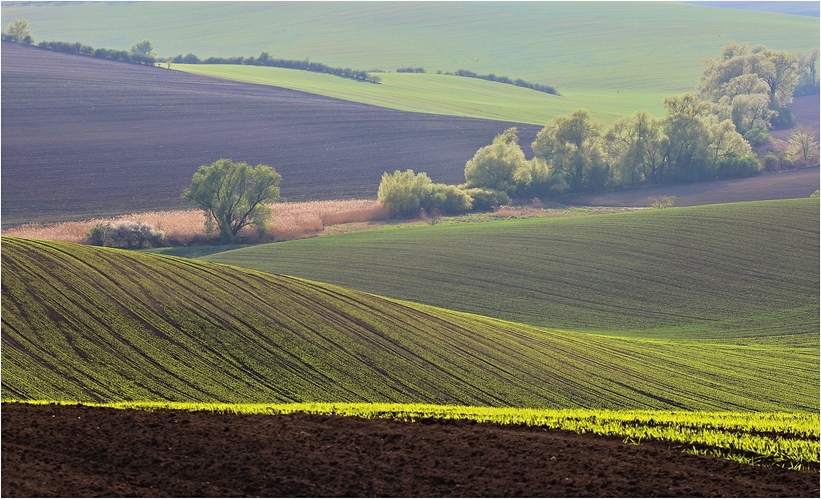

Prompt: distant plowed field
xmin=0 ymin=43 xmax=540 ymax=226
xmin=564 ymin=167 xmax=819 ymax=207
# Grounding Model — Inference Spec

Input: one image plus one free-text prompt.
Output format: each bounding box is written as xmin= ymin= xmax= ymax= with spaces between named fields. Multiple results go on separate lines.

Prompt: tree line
xmin=3 ymin=20 xmax=158 ymax=66
xmin=451 ymin=69 xmax=558 ymax=95
xmin=34 ymin=40 xmax=157 ymax=65
xmin=379 ymin=42 xmax=819 ymax=219
xmin=169 ymin=51 xmax=382 ymax=84
xmin=395 ymin=67 xmax=558 ymax=95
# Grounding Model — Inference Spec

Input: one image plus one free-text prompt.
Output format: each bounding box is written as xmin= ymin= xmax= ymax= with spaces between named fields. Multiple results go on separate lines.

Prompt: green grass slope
xmin=2 ymin=237 xmax=816 ymax=411
xmin=173 ymin=65 xmax=668 ymax=125
xmin=4 ymin=2 xmax=816 ymax=123
xmin=205 ymin=199 xmax=820 ymax=340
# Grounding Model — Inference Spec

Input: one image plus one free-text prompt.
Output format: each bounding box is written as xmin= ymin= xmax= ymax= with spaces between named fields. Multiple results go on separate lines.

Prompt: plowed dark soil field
xmin=563 ymin=166 xmax=819 ymax=207
xmin=2 ymin=404 xmax=818 ymax=498
xmin=0 ymin=42 xmax=540 ymax=225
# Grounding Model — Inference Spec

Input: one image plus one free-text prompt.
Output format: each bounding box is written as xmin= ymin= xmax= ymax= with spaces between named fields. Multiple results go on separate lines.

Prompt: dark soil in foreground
xmin=2 ymin=404 xmax=818 ymax=497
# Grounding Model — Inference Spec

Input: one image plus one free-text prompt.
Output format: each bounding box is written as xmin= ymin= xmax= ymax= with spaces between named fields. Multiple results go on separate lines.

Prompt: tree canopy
xmin=377 ymin=169 xmax=433 ymax=217
xmin=697 ymin=43 xmax=800 ymax=133
xmin=182 ymin=159 xmax=281 ymax=242
xmin=5 ymin=19 xmax=32 ymax=44
xmin=131 ymin=39 xmax=156 ymax=58
xmin=464 ymin=127 xmax=530 ymax=195
xmin=531 ymin=110 xmax=607 ymax=192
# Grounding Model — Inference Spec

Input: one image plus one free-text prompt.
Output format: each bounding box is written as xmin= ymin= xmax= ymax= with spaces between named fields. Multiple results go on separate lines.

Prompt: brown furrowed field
xmin=3 ymin=404 xmax=819 ymax=498
xmin=0 ymin=42 xmax=541 ymax=227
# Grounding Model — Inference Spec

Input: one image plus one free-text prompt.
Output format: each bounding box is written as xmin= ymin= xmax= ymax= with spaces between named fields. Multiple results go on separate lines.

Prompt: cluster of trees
xmin=697 ymin=43 xmax=805 ymax=133
xmin=378 ymin=42 xmax=818 ymax=220
xmin=167 ymin=51 xmax=382 ymax=83
xmin=376 ymin=169 xmax=510 ymax=219
xmin=379 ymin=93 xmax=769 ymax=220
xmin=695 ymin=43 xmax=819 ymax=169
xmin=396 ymin=67 xmax=426 ymax=73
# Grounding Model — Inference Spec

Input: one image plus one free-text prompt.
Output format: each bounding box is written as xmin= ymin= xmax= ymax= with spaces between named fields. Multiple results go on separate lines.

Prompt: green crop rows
xmin=2 ymin=236 xmax=817 ymax=411
xmin=206 ymin=199 xmax=820 ymax=340
xmin=9 ymin=401 xmax=819 ymax=470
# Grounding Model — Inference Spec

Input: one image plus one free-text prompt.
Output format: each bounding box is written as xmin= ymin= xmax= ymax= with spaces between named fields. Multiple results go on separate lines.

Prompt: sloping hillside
xmin=0 ymin=43 xmax=540 ymax=226
xmin=3 ymin=2 xmax=816 ymax=92
xmin=2 ymin=237 xmax=816 ymax=411
xmin=205 ymin=199 xmax=820 ymax=339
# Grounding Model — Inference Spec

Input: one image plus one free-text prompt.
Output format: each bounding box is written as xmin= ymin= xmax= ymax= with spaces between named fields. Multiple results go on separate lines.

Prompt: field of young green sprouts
xmin=10 ymin=401 xmax=819 ymax=470
xmin=205 ymin=199 xmax=820 ymax=340
xmin=2 ymin=236 xmax=817 ymax=411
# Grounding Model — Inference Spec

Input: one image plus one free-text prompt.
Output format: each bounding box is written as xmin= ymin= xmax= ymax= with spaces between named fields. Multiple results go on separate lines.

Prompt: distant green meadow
xmin=2 ymin=236 xmax=817 ymax=411
xmin=5 ymin=1 xmax=816 ymax=124
xmin=204 ymin=199 xmax=820 ymax=340
xmin=8 ymin=401 xmax=820 ymax=469
xmin=173 ymin=64 xmax=668 ymax=126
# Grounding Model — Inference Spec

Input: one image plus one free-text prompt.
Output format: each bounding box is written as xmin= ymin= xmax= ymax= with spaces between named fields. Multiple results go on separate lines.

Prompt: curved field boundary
xmin=205 ymin=199 xmax=820 ymax=339
xmin=2 ymin=237 xmax=817 ymax=411
xmin=172 ymin=64 xmax=667 ymax=126
xmin=9 ymin=401 xmax=820 ymax=469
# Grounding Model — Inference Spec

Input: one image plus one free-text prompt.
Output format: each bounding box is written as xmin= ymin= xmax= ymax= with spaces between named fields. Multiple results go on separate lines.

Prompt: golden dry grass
xmin=2 ymin=200 xmax=389 ymax=245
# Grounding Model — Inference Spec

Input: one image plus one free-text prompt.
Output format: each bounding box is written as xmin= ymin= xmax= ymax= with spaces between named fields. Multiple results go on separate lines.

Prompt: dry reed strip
xmin=3 ymin=200 xmax=389 ymax=245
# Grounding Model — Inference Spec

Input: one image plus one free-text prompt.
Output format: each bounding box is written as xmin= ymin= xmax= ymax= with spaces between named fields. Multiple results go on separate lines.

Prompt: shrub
xmin=769 ymin=106 xmax=794 ymax=129
xmin=463 ymin=188 xmax=511 ymax=211
xmin=85 ymin=221 xmax=165 ymax=249
xmin=421 ymin=184 xmax=473 ymax=215
xmin=518 ymin=157 xmax=569 ymax=199
xmin=762 ymin=152 xmax=785 ymax=172
xmin=464 ymin=127 xmax=530 ymax=195
xmin=716 ymin=154 xmax=761 ymax=179
xmin=377 ymin=169 xmax=433 ymax=218
xmin=743 ymin=127 xmax=773 ymax=147
xmin=650 ymin=196 xmax=676 ymax=209
xmin=85 ymin=223 xmax=112 ymax=246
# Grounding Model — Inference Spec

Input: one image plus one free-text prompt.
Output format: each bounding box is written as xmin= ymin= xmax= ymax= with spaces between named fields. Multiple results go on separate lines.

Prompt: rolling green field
xmin=3 ymin=2 xmax=819 ymax=473
xmin=204 ymin=199 xmax=820 ymax=339
xmin=2 ymin=236 xmax=817 ymax=411
xmin=5 ymin=2 xmax=816 ymax=124
xmin=173 ymin=64 xmax=668 ymax=125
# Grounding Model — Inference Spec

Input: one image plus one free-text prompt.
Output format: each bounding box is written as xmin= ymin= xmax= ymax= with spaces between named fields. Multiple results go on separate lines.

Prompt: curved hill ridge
xmin=206 ymin=199 xmax=820 ymax=338
xmin=1 ymin=237 xmax=817 ymax=411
